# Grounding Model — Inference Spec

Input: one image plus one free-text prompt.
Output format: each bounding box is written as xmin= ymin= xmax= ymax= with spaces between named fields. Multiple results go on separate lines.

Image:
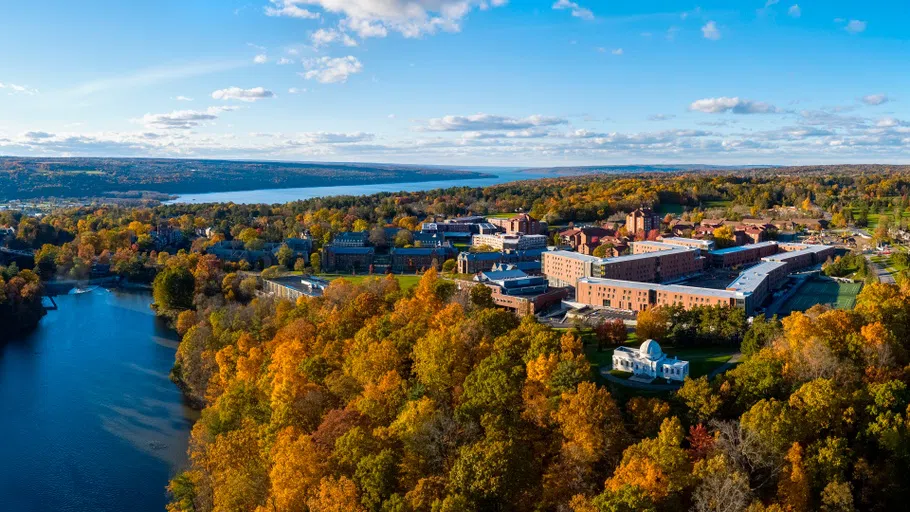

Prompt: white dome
xmin=639 ymin=339 xmax=663 ymax=360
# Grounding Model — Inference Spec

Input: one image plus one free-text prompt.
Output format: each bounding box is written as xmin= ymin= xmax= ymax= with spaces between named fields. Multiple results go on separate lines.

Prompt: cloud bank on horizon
xmin=0 ymin=0 xmax=906 ymax=166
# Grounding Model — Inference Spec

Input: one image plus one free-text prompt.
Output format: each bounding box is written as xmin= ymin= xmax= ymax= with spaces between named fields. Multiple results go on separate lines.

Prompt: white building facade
xmin=612 ymin=340 xmax=689 ymax=382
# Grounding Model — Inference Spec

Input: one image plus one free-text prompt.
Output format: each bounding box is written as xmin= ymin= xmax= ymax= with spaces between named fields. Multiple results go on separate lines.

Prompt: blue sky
xmin=0 ymin=0 xmax=907 ymax=166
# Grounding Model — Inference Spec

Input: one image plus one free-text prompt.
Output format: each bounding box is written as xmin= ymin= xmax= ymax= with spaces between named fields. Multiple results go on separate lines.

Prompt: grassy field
xmin=778 ymin=279 xmax=863 ymax=316
xmin=702 ymin=200 xmax=732 ymax=209
xmin=656 ymin=203 xmax=685 ymax=215
xmin=669 ymin=347 xmax=737 ymax=378
xmin=317 ymin=273 xmax=423 ymax=290
xmin=485 ymin=213 xmax=516 ymax=219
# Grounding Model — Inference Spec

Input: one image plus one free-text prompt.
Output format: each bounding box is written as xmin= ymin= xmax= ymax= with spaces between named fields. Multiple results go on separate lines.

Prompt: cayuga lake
xmin=166 ymin=169 xmax=533 ymax=204
xmin=0 ymin=288 xmax=197 ymax=512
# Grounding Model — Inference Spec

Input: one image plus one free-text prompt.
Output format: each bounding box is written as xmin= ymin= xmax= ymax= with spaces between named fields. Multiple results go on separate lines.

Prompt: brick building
xmin=708 ymin=241 xmax=780 ymax=267
xmin=322 ymin=246 xmax=375 ymax=272
xmin=471 ymin=233 xmax=548 ymax=251
xmin=626 ymin=207 xmax=661 ymax=235
xmin=457 ymin=249 xmax=546 ymax=275
xmin=390 ymin=247 xmax=454 ymax=273
xmin=487 ymin=213 xmax=547 ymax=235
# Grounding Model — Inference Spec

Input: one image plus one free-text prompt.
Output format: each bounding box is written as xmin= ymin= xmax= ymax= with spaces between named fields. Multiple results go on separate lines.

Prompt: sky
xmin=0 ymin=0 xmax=908 ymax=167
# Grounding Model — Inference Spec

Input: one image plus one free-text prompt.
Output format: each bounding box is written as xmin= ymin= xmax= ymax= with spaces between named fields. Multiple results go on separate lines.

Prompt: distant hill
xmin=0 ymin=157 xmax=491 ymax=201
xmin=515 ymin=164 xmax=777 ymax=176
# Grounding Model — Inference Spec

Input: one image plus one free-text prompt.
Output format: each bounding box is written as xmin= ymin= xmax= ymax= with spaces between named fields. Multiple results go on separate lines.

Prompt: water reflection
xmin=0 ymin=288 xmax=196 ymax=512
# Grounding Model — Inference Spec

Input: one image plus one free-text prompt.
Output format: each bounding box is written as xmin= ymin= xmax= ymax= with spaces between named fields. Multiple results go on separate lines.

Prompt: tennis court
xmin=778 ymin=279 xmax=863 ymax=315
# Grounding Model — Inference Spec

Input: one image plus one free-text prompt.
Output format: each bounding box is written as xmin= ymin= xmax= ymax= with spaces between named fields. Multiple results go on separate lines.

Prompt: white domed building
xmin=612 ymin=339 xmax=689 ymax=383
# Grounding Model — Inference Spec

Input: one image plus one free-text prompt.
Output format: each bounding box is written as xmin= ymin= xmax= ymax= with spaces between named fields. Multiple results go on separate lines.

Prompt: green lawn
xmin=667 ymin=347 xmax=737 ymax=378
xmin=485 ymin=213 xmax=516 ymax=219
xmin=778 ymin=279 xmax=863 ymax=316
xmin=584 ymin=340 xmax=736 ymax=380
xmin=656 ymin=203 xmax=685 ymax=215
xmin=702 ymin=200 xmax=732 ymax=209
xmin=317 ymin=273 xmax=423 ymax=290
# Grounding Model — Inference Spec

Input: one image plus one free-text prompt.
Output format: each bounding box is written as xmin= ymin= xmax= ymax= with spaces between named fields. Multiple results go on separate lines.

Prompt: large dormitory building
xmin=544 ymin=239 xmax=835 ymax=315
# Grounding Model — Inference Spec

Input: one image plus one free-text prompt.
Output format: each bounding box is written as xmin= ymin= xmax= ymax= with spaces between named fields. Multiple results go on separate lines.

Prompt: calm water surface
xmin=167 ymin=170 xmax=534 ymax=204
xmin=0 ymin=288 xmax=197 ymax=512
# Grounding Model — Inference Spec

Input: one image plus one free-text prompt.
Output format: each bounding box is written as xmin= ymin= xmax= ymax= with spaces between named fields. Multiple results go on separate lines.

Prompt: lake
xmin=0 ymin=288 xmax=197 ymax=512
xmin=166 ymin=169 xmax=536 ymax=204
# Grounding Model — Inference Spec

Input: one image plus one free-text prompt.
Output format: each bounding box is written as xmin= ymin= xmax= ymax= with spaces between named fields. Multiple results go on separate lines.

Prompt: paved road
xmin=865 ymin=254 xmax=896 ymax=284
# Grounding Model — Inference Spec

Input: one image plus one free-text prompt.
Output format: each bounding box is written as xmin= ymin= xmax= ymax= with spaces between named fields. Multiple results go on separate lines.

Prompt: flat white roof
xmin=763 ymin=244 xmax=832 ymax=262
xmin=544 ymin=250 xmax=603 ymax=263
xmin=708 ymin=241 xmax=778 ymax=256
xmin=660 ymin=237 xmax=715 ymax=248
xmin=725 ymin=260 xmax=789 ymax=294
xmin=600 ymin=246 xmax=692 ymax=264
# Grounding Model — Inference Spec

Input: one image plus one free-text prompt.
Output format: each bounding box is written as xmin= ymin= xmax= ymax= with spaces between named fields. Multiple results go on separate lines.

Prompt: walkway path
xmin=865 ymin=254 xmax=896 ymax=284
xmin=707 ymin=352 xmax=743 ymax=379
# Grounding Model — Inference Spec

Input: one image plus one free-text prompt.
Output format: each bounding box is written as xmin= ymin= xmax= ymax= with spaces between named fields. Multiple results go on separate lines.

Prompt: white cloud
xmin=311 ymin=28 xmax=358 ymax=48
xmin=138 ymin=106 xmax=237 ymax=130
xmin=277 ymin=57 xmax=294 ymax=65
xmin=702 ymin=21 xmax=721 ymax=40
xmin=212 ymin=87 xmax=275 ymax=102
xmin=611 ymin=48 xmax=623 ymax=55
xmin=175 ymin=96 xmax=194 ymax=102
xmin=266 ymin=0 xmax=505 ymax=39
xmin=253 ymin=54 xmax=268 ymax=64
xmin=648 ymin=114 xmax=676 ymax=121
xmin=302 ymin=56 xmax=363 ymax=84
xmin=845 ymin=19 xmax=866 ymax=34
xmin=0 ymin=82 xmax=39 ymax=95
xmin=424 ymin=113 xmax=568 ymax=131
xmin=765 ymin=0 xmax=780 ymax=7
xmin=552 ymin=0 xmax=594 ymax=21
xmin=862 ymin=94 xmax=890 ymax=106
xmin=297 ymin=132 xmax=375 ymax=143
xmin=876 ymin=117 xmax=906 ymax=128
xmin=265 ymin=1 xmax=320 ymax=19
xmin=690 ymin=97 xmax=780 ymax=114
xmin=788 ymin=4 xmax=801 ymax=18
xmin=288 ymin=87 xmax=306 ymax=94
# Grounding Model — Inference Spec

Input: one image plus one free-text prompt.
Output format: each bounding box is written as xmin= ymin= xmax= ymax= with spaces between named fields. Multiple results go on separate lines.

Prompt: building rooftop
xmin=659 ymin=237 xmax=716 ymax=248
xmin=725 ymin=261 xmax=789 ymax=294
xmin=326 ymin=246 xmax=375 ymax=255
xmin=478 ymin=269 xmax=528 ymax=281
xmin=265 ymin=275 xmax=330 ymax=297
xmin=459 ymin=251 xmax=504 ymax=261
xmin=601 ymin=246 xmax=691 ymax=263
xmin=391 ymin=247 xmax=450 ymax=256
xmin=545 ymin=250 xmax=604 ymax=263
xmin=708 ymin=241 xmax=778 ymax=256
